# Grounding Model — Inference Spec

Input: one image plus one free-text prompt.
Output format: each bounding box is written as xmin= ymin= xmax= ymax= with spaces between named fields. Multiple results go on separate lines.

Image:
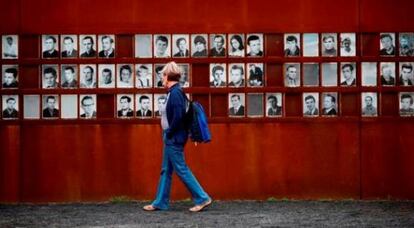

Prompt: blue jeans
xmin=151 ymin=131 xmax=210 ymax=210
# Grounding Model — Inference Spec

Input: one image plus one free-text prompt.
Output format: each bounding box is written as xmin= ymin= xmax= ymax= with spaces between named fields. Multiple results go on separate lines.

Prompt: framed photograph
xmin=399 ymin=33 xmax=414 ymax=56
xmin=98 ymin=64 xmax=115 ymax=88
xmin=340 ymin=62 xmax=357 ymax=86
xmin=303 ymin=33 xmax=319 ymax=57
xmin=228 ymin=34 xmax=245 ymax=57
xmin=79 ymin=94 xmax=96 ymax=119
xmin=61 ymin=65 xmax=78 ymax=88
xmin=399 ymin=62 xmax=414 ymax=86
xmin=136 ymin=94 xmax=153 ymax=118
xmin=246 ymin=33 xmax=263 ymax=57
xmin=42 ymin=95 xmax=59 ymax=119
xmin=228 ymin=63 xmax=245 ymax=87
xmin=135 ymin=34 xmax=152 ymax=58
xmin=42 ymin=65 xmax=59 ymax=89
xmin=284 ymin=63 xmax=301 ymax=87
xmin=79 ymin=64 xmax=97 ymax=88
xmin=154 ymin=64 xmax=166 ymax=88
xmin=2 ymin=65 xmax=18 ymax=89
xmin=135 ymin=64 xmax=153 ymax=88
xmin=228 ymin=93 xmax=245 ymax=117
xmin=209 ymin=63 xmax=226 ymax=87
xmin=2 ymin=35 xmax=18 ymax=59
xmin=266 ymin=93 xmax=282 ymax=117
xmin=154 ymin=94 xmax=167 ymax=118
xmin=191 ymin=34 xmax=208 ymax=57
xmin=23 ymin=95 xmax=40 ymax=119
xmin=247 ymin=63 xmax=264 ymax=87
xmin=209 ymin=34 xmax=226 ymax=57
xmin=117 ymin=64 xmax=134 ymax=88
xmin=361 ymin=92 xmax=378 ymax=117
xmin=340 ymin=33 xmax=356 ymax=56
xmin=42 ymin=35 xmax=59 ymax=58
xmin=303 ymin=63 xmax=319 ymax=86
xmin=380 ymin=62 xmax=396 ymax=86
xmin=178 ymin=63 xmax=190 ymax=87
xmin=303 ymin=92 xmax=319 ymax=117
xmin=172 ymin=34 xmax=190 ymax=57
xmin=379 ymin=33 xmax=396 ymax=56
xmin=321 ymin=62 xmax=338 ymax=87
xmin=2 ymin=95 xmax=19 ymax=119
xmin=399 ymin=92 xmax=414 ymax=116
xmin=116 ymin=94 xmax=134 ymax=118
xmin=361 ymin=62 xmax=377 ymax=86
xmin=154 ymin=34 xmax=171 ymax=58
xmin=61 ymin=95 xmax=78 ymax=119
xmin=284 ymin=33 xmax=300 ymax=57
xmin=247 ymin=93 xmax=263 ymax=117
xmin=321 ymin=33 xmax=337 ymax=57
xmin=61 ymin=35 xmax=78 ymax=58
xmin=79 ymin=35 xmax=97 ymax=58
xmin=321 ymin=92 xmax=338 ymax=116
xmin=98 ymin=34 xmax=115 ymax=58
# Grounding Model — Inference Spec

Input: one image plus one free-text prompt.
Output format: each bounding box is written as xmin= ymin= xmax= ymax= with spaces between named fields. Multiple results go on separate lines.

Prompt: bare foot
xmin=189 ymin=199 xmax=212 ymax=212
xmin=143 ymin=205 xmax=158 ymax=211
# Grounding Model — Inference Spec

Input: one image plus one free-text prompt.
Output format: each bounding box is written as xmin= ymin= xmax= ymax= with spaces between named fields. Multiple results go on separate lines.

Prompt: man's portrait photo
xmin=303 ymin=33 xmax=319 ymax=57
xmin=321 ymin=62 xmax=338 ymax=87
xmin=172 ymin=34 xmax=189 ymax=57
xmin=154 ymin=34 xmax=171 ymax=58
xmin=42 ymin=95 xmax=59 ymax=118
xmin=61 ymin=35 xmax=78 ymax=58
xmin=284 ymin=34 xmax=300 ymax=57
xmin=135 ymin=34 xmax=152 ymax=58
xmin=2 ymin=95 xmax=19 ymax=119
xmin=2 ymin=65 xmax=18 ymax=89
xmin=228 ymin=93 xmax=245 ymax=117
xmin=191 ymin=34 xmax=208 ymax=57
xmin=246 ymin=34 xmax=263 ymax=57
xmin=79 ymin=64 xmax=97 ymax=88
xmin=228 ymin=34 xmax=245 ymax=57
xmin=79 ymin=35 xmax=97 ymax=58
xmin=154 ymin=64 xmax=166 ymax=88
xmin=98 ymin=64 xmax=115 ymax=88
xmin=117 ymin=94 xmax=134 ymax=118
xmin=2 ymin=35 xmax=18 ymax=59
xmin=380 ymin=62 xmax=396 ymax=86
xmin=303 ymin=93 xmax=319 ymax=117
xmin=228 ymin=63 xmax=245 ymax=87
xmin=361 ymin=93 xmax=378 ymax=117
xmin=61 ymin=65 xmax=78 ymax=89
xmin=399 ymin=62 xmax=414 ymax=86
xmin=399 ymin=92 xmax=414 ymax=116
xmin=209 ymin=34 xmax=226 ymax=57
xmin=340 ymin=63 xmax=357 ymax=86
xmin=79 ymin=94 xmax=97 ymax=119
xmin=266 ymin=93 xmax=282 ymax=117
xmin=42 ymin=65 xmax=59 ymax=89
xmin=98 ymin=35 xmax=115 ymax=58
xmin=340 ymin=33 xmax=356 ymax=56
xmin=177 ymin=64 xmax=190 ymax=88
xmin=399 ymin=33 xmax=414 ymax=56
xmin=321 ymin=33 xmax=337 ymax=57
xmin=361 ymin=62 xmax=377 ymax=86
xmin=154 ymin=94 xmax=167 ymax=117
xmin=117 ymin=64 xmax=134 ymax=88
xmin=135 ymin=64 xmax=153 ymax=88
xmin=136 ymin=94 xmax=153 ymax=118
xmin=303 ymin=63 xmax=319 ymax=86
xmin=209 ymin=63 xmax=226 ymax=87
xmin=284 ymin=63 xmax=301 ymax=87
xmin=42 ymin=35 xmax=59 ymax=58
xmin=379 ymin=33 xmax=395 ymax=56
xmin=247 ymin=63 xmax=264 ymax=87
xmin=321 ymin=93 xmax=338 ymax=116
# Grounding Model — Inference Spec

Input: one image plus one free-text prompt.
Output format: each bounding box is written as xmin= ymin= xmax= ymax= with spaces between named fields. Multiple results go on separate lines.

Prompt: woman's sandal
xmin=143 ymin=204 xmax=159 ymax=211
xmin=189 ymin=199 xmax=212 ymax=212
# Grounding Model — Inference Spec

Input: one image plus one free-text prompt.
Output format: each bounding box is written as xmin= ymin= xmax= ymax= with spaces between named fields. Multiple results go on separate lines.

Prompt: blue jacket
xmin=165 ymin=83 xmax=188 ymax=144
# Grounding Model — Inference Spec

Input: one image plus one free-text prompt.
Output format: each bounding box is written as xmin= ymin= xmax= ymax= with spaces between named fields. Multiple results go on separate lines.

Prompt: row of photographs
xmin=1 ymin=62 xmax=414 ymax=89
xmin=1 ymin=92 xmax=414 ymax=120
xmin=2 ymin=32 xmax=414 ymax=59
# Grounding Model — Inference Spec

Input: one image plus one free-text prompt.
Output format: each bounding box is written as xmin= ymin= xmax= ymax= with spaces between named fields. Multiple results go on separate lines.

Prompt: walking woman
xmin=143 ymin=61 xmax=212 ymax=212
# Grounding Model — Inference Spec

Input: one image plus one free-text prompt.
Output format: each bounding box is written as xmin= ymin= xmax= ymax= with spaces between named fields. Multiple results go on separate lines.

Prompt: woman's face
xmin=231 ymin=38 xmax=240 ymax=50
xmin=195 ymin=42 xmax=205 ymax=52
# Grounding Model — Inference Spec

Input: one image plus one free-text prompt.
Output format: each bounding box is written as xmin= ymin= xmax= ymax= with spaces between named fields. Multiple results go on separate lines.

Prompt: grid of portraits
xmin=1 ymin=33 xmax=414 ymax=120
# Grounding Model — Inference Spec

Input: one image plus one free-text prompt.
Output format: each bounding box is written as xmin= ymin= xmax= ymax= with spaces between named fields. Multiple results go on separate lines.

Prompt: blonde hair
xmin=161 ymin=61 xmax=181 ymax=81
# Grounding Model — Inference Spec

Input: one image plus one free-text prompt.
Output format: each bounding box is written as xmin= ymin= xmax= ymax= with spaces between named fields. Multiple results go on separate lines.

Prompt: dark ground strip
xmin=1 ymin=201 xmax=414 ymax=227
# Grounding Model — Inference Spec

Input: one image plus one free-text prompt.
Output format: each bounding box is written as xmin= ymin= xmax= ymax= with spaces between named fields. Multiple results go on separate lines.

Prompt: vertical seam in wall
xmin=357 ymin=0 xmax=362 ymax=201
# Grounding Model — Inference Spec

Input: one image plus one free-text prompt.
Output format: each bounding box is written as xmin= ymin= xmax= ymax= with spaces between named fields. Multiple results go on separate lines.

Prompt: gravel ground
xmin=1 ymin=200 xmax=414 ymax=227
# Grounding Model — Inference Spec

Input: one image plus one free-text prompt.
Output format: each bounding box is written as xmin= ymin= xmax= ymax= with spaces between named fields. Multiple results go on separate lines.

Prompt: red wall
xmin=1 ymin=0 xmax=414 ymax=203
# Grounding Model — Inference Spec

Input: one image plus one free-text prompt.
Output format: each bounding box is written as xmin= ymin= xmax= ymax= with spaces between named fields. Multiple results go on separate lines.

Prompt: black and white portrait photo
xmin=399 ymin=92 xmax=414 ymax=116
xmin=154 ymin=64 xmax=166 ymax=88
xmin=247 ymin=63 xmax=264 ymax=87
xmin=136 ymin=94 xmax=153 ymax=118
xmin=303 ymin=33 xmax=319 ymax=57
xmin=247 ymin=93 xmax=263 ymax=117
xmin=154 ymin=94 xmax=167 ymax=117
xmin=321 ymin=93 xmax=338 ymax=116
xmin=284 ymin=63 xmax=300 ymax=87
xmin=266 ymin=93 xmax=282 ymax=117
xmin=284 ymin=33 xmax=300 ymax=57
xmin=399 ymin=62 xmax=414 ymax=86
xmin=61 ymin=95 xmax=78 ymax=119
xmin=361 ymin=92 xmax=378 ymax=117
xmin=98 ymin=64 xmax=115 ymax=88
xmin=42 ymin=35 xmax=59 ymax=58
xmin=79 ymin=35 xmax=97 ymax=58
xmin=177 ymin=64 xmax=190 ymax=88
xmin=321 ymin=33 xmax=337 ymax=57
xmin=61 ymin=65 xmax=78 ymax=89
xmin=79 ymin=94 xmax=97 ymax=119
xmin=117 ymin=94 xmax=134 ymax=118
xmin=135 ymin=34 xmax=152 ymax=58
xmin=209 ymin=63 xmax=226 ymax=87
xmin=228 ymin=93 xmax=245 ymax=117
xmin=98 ymin=34 xmax=115 ymax=58
xmin=361 ymin=62 xmax=377 ymax=86
xmin=303 ymin=63 xmax=319 ymax=86
xmin=246 ymin=34 xmax=263 ymax=57
xmin=2 ymin=65 xmax=18 ymax=89
xmin=228 ymin=63 xmax=245 ymax=87
xmin=2 ymin=95 xmax=19 ymax=119
xmin=42 ymin=95 xmax=59 ymax=119
xmin=135 ymin=64 xmax=153 ymax=88
xmin=228 ymin=34 xmax=245 ymax=57
xmin=61 ymin=35 xmax=78 ymax=58
xmin=154 ymin=34 xmax=171 ymax=58
xmin=79 ymin=64 xmax=97 ymax=88
xmin=380 ymin=62 xmax=396 ymax=86
xmin=172 ymin=34 xmax=190 ymax=57
xmin=399 ymin=33 xmax=414 ymax=56
xmin=209 ymin=34 xmax=226 ymax=57
xmin=23 ymin=95 xmax=40 ymax=119
xmin=117 ymin=64 xmax=134 ymax=88
xmin=379 ymin=33 xmax=396 ymax=56
xmin=340 ymin=33 xmax=356 ymax=56
xmin=191 ymin=34 xmax=208 ymax=57
xmin=303 ymin=93 xmax=319 ymax=117
xmin=42 ymin=65 xmax=59 ymax=89
xmin=321 ymin=62 xmax=338 ymax=87
xmin=2 ymin=35 xmax=18 ymax=59
xmin=340 ymin=62 xmax=357 ymax=86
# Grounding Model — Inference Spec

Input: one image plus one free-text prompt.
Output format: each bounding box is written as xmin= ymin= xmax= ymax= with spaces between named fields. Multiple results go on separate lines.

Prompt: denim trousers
xmin=151 ymin=131 xmax=210 ymax=210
